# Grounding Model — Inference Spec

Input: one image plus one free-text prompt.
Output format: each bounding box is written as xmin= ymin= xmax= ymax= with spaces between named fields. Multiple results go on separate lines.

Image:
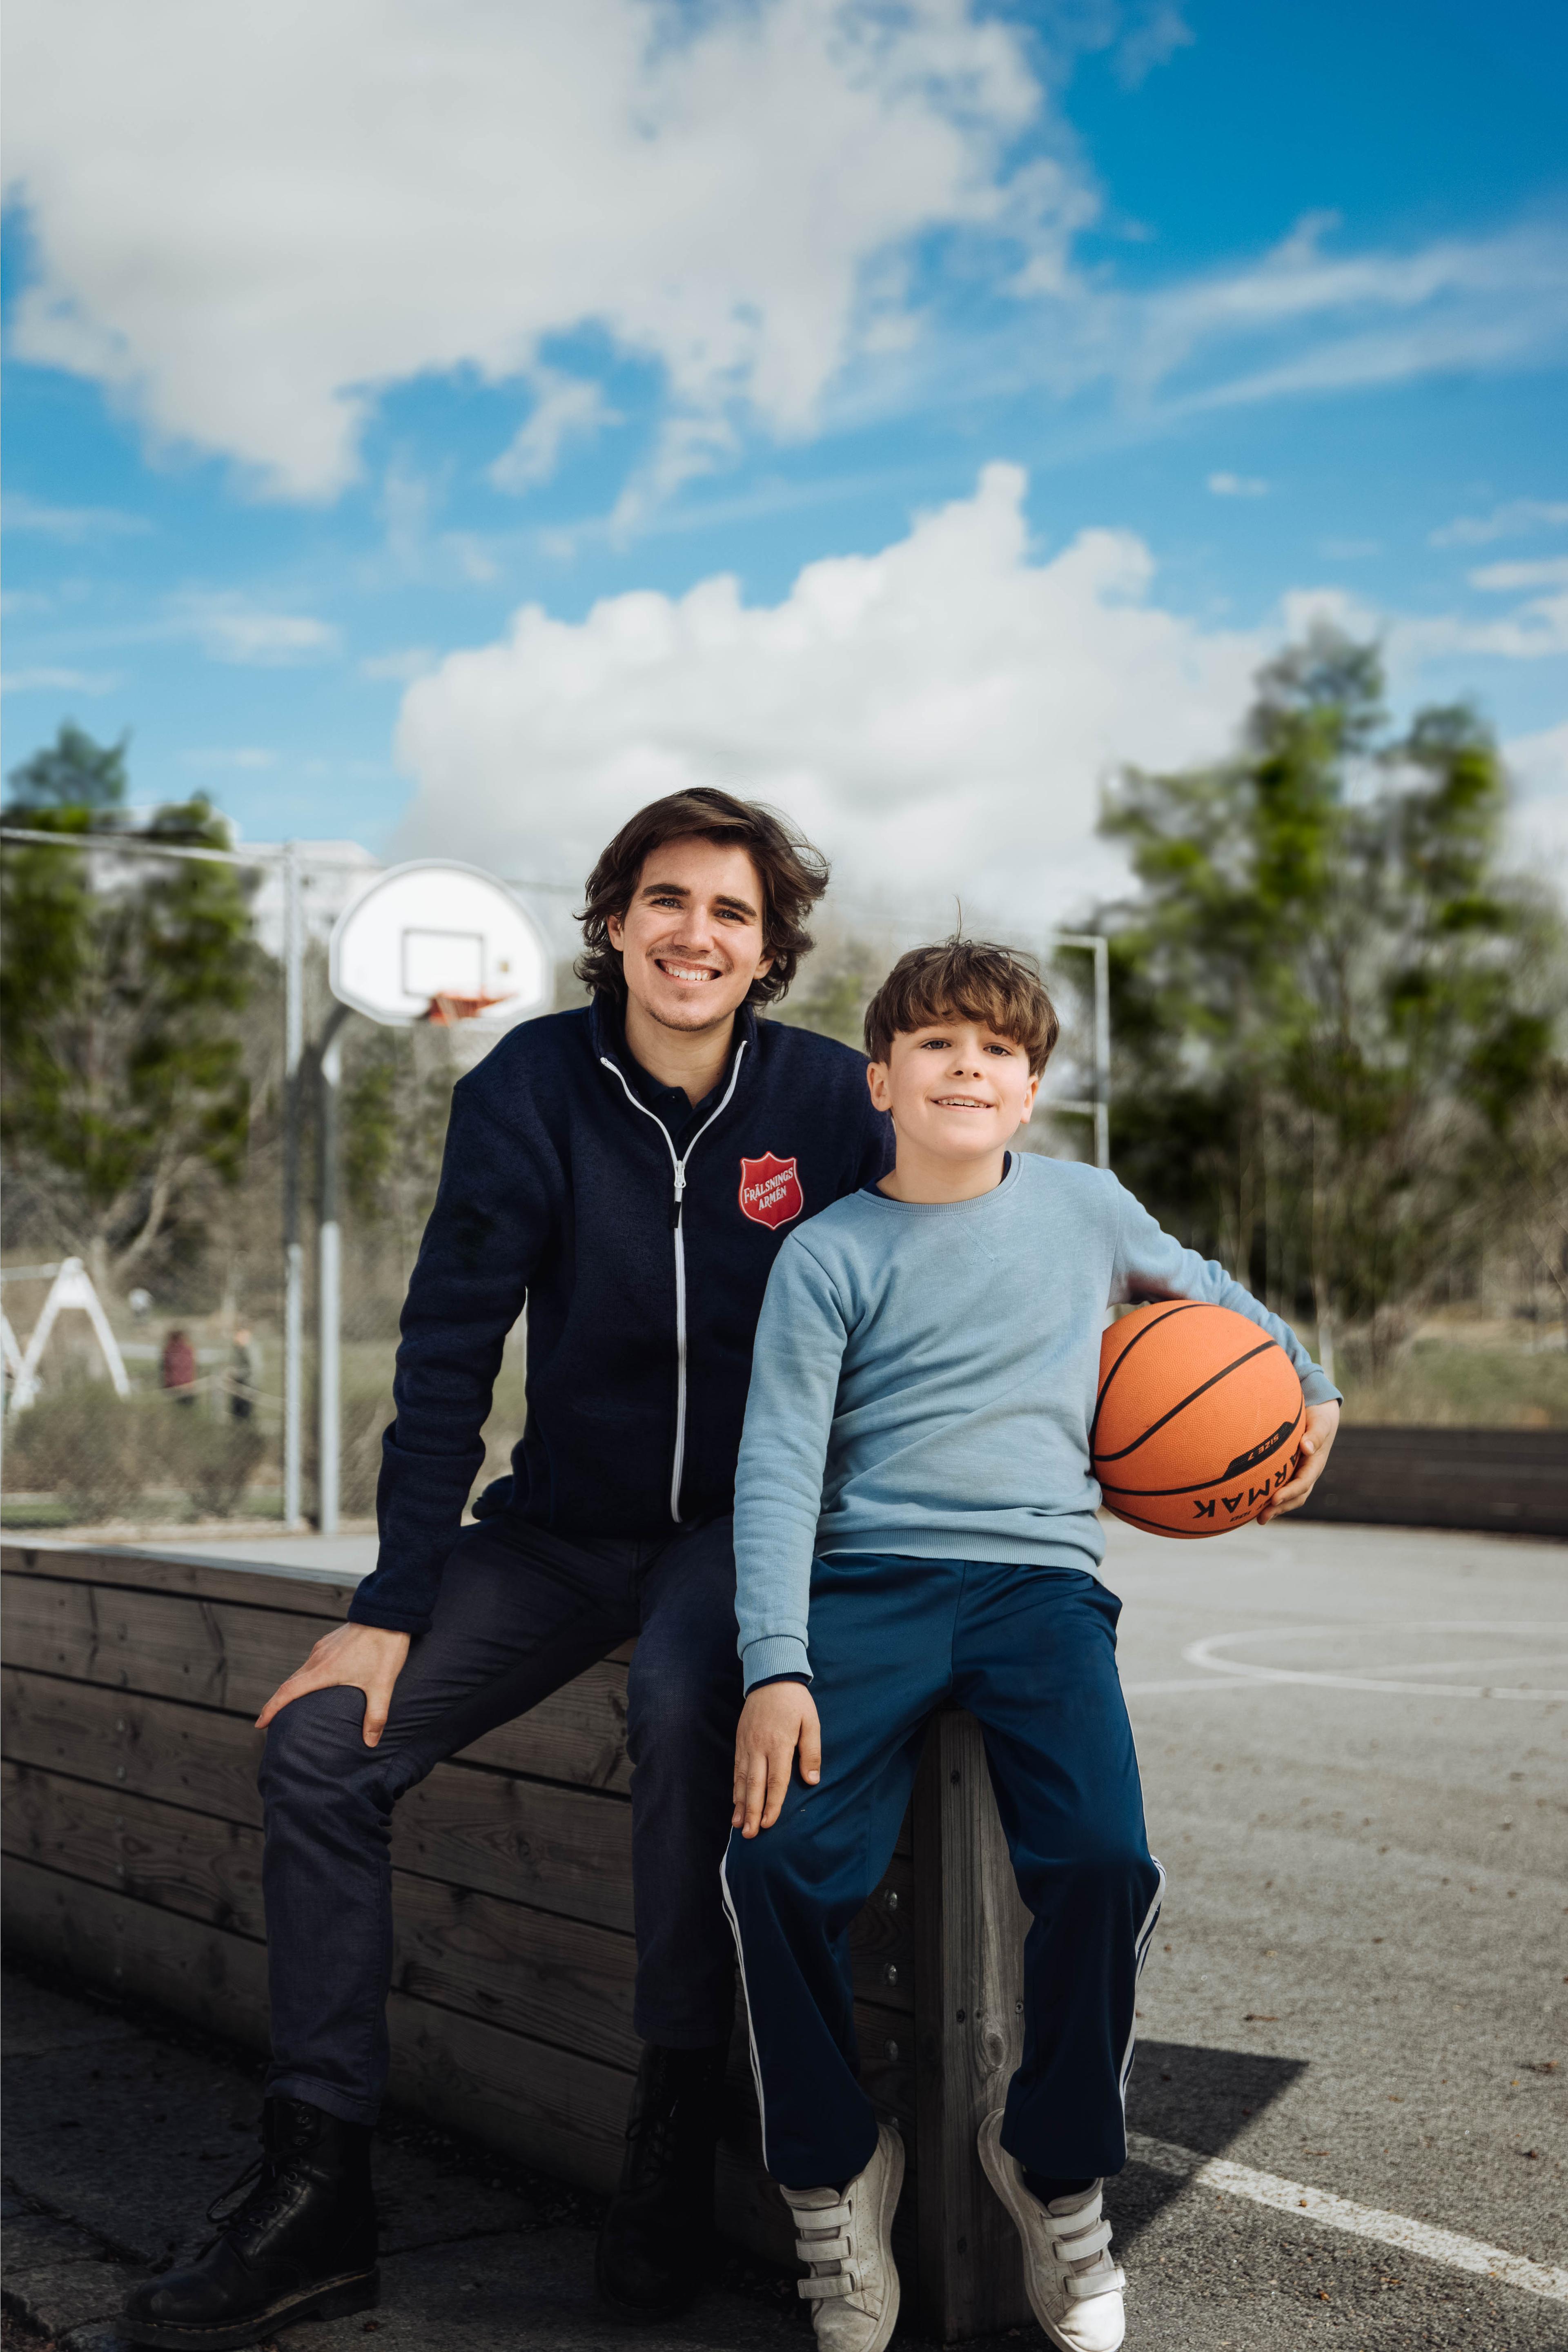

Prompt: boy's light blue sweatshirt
xmin=733 ymin=1152 xmax=1341 ymax=1691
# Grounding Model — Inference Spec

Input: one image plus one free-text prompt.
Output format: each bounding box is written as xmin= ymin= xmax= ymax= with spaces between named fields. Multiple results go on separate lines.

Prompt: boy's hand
xmin=732 ymin=1682 xmax=822 ymax=1838
xmin=1257 ymin=1399 xmax=1341 ymax=1524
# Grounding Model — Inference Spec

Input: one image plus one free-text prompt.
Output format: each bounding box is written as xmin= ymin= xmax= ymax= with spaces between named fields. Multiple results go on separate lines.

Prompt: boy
xmin=721 ymin=940 xmax=1340 ymax=2352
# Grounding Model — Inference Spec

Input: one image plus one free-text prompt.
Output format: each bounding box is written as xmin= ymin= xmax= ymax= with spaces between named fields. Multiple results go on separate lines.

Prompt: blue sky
xmin=3 ymin=0 xmax=1566 ymax=918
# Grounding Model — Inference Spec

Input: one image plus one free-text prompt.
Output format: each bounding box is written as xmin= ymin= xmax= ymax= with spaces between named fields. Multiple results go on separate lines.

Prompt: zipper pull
xmin=670 ymin=1163 xmax=686 ymax=1229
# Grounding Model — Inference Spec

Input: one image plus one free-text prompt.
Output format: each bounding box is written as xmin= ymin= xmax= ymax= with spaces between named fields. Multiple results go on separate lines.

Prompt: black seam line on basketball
xmin=1099 ymin=1409 xmax=1303 ymax=1498
xmin=1093 ymin=1338 xmax=1283 ymax=1463
xmin=1108 ymin=1501 xmax=1242 ymax=1537
xmin=1088 ymin=1301 xmax=1202 ymax=1453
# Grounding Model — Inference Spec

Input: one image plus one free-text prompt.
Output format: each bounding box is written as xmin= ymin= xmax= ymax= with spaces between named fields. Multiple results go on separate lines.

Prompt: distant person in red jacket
xmin=160 ymin=1328 xmax=197 ymax=1405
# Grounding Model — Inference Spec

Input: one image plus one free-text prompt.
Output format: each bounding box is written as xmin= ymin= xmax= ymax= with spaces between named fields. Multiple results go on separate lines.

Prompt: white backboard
xmin=329 ymin=860 xmax=552 ymax=1029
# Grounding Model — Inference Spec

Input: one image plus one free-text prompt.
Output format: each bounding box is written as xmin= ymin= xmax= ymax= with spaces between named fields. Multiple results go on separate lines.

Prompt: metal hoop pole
xmin=282 ymin=843 xmax=305 ymax=1529
xmin=316 ymin=1002 xmax=351 ymax=1535
xmin=1049 ymin=932 xmax=1111 ymax=1169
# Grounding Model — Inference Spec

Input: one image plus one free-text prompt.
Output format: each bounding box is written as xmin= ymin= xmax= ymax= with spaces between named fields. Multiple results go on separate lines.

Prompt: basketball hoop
xmin=329 ymin=859 xmax=552 ymax=1032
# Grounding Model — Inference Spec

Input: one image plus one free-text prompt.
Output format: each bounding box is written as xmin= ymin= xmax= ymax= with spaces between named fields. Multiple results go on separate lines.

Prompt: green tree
xmin=0 ymin=732 xmax=259 ymax=1294
xmin=1093 ymin=627 xmax=1566 ymax=1376
xmin=341 ymin=1026 xmax=460 ymax=1264
xmin=5 ymin=720 xmax=130 ymax=814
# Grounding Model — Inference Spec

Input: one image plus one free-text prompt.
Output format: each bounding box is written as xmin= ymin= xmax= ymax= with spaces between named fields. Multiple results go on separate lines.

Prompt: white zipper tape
xmin=599 ymin=1038 xmax=748 ymax=1523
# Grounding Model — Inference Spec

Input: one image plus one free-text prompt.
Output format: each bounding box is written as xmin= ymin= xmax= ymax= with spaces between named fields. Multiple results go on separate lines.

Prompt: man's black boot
xmin=122 ymin=2096 xmax=378 ymax=2350
xmin=595 ymin=2041 xmax=728 ymax=2318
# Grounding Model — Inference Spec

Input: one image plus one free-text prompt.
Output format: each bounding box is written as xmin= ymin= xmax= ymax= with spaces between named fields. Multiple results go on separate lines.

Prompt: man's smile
xmin=655 ymin=957 xmax=723 ymax=982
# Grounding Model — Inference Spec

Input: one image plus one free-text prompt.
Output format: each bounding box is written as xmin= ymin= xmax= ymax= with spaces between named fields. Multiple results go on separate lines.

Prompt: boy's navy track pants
xmin=720 ymin=1556 xmax=1165 ymax=2192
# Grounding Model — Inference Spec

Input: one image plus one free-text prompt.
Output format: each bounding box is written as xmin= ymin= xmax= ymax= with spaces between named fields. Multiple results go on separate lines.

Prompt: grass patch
xmin=1341 ymin=1342 xmax=1568 ymax=1428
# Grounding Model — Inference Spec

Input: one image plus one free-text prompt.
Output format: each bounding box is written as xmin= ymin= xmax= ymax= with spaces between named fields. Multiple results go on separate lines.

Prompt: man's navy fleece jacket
xmin=347 ymin=998 xmax=893 ymax=1636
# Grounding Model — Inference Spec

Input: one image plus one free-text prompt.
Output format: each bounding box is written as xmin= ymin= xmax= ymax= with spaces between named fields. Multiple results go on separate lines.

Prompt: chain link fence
xmin=2 ymin=821 xmax=1116 ymax=1534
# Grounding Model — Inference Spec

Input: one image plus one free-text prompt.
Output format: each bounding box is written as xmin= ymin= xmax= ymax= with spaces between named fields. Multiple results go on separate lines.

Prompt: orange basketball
xmin=1091 ymin=1301 xmax=1304 ymax=1538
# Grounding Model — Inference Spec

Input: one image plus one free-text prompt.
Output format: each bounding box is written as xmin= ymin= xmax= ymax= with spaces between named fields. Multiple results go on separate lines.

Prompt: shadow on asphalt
xmin=1115 ymin=2038 xmax=1307 ymax=2249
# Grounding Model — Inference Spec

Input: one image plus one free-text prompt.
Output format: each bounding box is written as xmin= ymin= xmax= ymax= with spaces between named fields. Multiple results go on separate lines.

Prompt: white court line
xmin=1183 ymin=1626 xmax=1568 ymax=1702
xmin=1122 ymin=1674 xmax=1273 ymax=1695
xmin=1127 ymin=2131 xmax=1568 ymax=2304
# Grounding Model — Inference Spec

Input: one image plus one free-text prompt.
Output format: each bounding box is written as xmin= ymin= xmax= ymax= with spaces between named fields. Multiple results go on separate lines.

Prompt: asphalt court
xmin=22 ymin=1517 xmax=1567 ymax=2347
xmin=1099 ymin=1515 xmax=1567 ymax=2348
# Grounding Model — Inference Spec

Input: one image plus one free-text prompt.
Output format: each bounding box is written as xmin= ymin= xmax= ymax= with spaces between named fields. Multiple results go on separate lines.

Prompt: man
xmin=124 ymin=788 xmax=892 ymax=2352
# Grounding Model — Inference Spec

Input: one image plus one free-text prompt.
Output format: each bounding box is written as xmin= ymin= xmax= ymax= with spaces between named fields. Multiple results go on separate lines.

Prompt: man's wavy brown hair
xmin=863 ymin=938 xmax=1060 ymax=1075
xmin=575 ymin=788 xmax=829 ymax=1006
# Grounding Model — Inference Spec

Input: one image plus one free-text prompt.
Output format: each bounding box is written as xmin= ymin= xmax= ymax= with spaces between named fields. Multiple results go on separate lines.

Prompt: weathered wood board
xmin=2 ymin=1543 xmax=1023 ymax=2339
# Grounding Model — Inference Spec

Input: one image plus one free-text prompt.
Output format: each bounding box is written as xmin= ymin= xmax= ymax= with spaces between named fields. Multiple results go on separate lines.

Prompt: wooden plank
xmin=2 ymin=1756 xmax=264 ymax=1939
xmin=0 ymin=1543 xmax=360 ymax=1617
xmin=1 ymin=1761 xmax=644 ymax=2070
xmin=1 ymin=1667 xmax=638 ymax=1927
xmin=0 ymin=1546 xmax=644 ymax=1664
xmin=1297 ymin=1425 xmax=1568 ymax=1538
xmin=912 ymin=1712 xmax=1031 ymax=2342
xmin=3 ymin=1670 xmax=911 ymax=1990
xmin=0 ymin=1754 xmax=911 ymax=2039
xmin=1 ymin=1573 xmax=635 ymax=1793
xmin=3 ymin=1851 xmax=274 ymax=2053
xmin=0 ymin=1856 xmax=632 ymax=2190
xmin=3 ymin=1667 xmax=269 ymax=1829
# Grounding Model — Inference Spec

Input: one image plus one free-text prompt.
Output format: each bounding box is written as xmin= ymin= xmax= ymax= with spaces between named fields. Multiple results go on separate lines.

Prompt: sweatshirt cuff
xmin=742 ymin=1633 xmax=811 ymax=1692
xmin=346 ymin=1592 xmax=433 ymax=1637
xmin=1299 ymin=1370 xmax=1344 ymax=1408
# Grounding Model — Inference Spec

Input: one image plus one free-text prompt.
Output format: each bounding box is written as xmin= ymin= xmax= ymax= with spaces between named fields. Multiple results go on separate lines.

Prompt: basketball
xmin=1091 ymin=1301 xmax=1305 ymax=1538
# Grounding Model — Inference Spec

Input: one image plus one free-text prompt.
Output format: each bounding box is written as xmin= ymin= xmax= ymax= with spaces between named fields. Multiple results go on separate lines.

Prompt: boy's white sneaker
xmin=780 ymin=2121 xmax=904 ymax=2352
xmin=977 ymin=2112 xmax=1126 ymax=2352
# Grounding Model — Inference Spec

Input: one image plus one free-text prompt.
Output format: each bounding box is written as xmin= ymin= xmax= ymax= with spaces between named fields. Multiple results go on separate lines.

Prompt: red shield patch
xmin=738 ymin=1152 xmax=804 ymax=1230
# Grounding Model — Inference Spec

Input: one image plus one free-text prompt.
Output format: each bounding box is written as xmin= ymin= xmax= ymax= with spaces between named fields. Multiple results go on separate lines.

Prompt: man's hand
xmin=254 ymin=1622 xmax=411 ymax=1748
xmin=1257 ymin=1399 xmax=1341 ymax=1525
xmin=732 ymin=1682 xmax=822 ymax=1838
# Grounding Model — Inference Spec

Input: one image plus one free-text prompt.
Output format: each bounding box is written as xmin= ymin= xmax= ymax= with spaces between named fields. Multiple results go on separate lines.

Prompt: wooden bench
xmin=1 ymin=1541 xmax=1031 ymax=2341
xmin=1295 ymin=1424 xmax=1568 ymax=1538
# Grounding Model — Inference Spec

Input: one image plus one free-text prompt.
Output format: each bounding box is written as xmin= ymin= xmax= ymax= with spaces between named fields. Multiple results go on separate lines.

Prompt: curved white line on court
xmin=1127 ymin=2132 xmax=1568 ymax=2304
xmin=1181 ymin=1625 xmax=1568 ymax=1702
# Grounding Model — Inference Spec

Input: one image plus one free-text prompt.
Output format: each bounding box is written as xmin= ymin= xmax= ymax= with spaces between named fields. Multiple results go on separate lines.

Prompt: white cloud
xmin=490 ymin=373 xmax=618 ymax=495
xmin=1431 ymin=498 xmax=1568 ymax=547
xmin=0 ymin=665 xmax=121 ymax=696
xmin=2 ymin=493 xmax=151 ymax=540
xmin=1396 ymin=597 xmax=1568 ymax=664
xmin=1111 ymin=215 xmax=1568 ymax=416
xmin=391 ymin=464 xmax=1267 ymax=922
xmin=1207 ymin=471 xmax=1268 ymax=497
xmin=165 ymin=593 xmax=341 ymax=665
xmin=1278 ymin=577 xmax=1568 ymax=670
xmin=390 ymin=467 xmax=1568 ymax=916
xmin=1504 ymin=719 xmax=1568 ymax=872
xmin=6 ymin=7 xmax=1560 ymax=521
xmin=1468 ymin=557 xmax=1568 ymax=593
xmin=1113 ymin=2 xmax=1194 ymax=88
xmin=2 ymin=0 xmax=1056 ymax=500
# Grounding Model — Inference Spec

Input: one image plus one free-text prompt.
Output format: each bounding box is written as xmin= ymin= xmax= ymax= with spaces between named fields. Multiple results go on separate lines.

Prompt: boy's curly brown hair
xmin=863 ymin=937 xmax=1059 ymax=1076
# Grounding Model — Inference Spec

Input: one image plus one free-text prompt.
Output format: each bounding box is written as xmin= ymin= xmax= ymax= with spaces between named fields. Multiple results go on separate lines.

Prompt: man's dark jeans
xmin=258 ymin=1512 xmax=741 ymax=2125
